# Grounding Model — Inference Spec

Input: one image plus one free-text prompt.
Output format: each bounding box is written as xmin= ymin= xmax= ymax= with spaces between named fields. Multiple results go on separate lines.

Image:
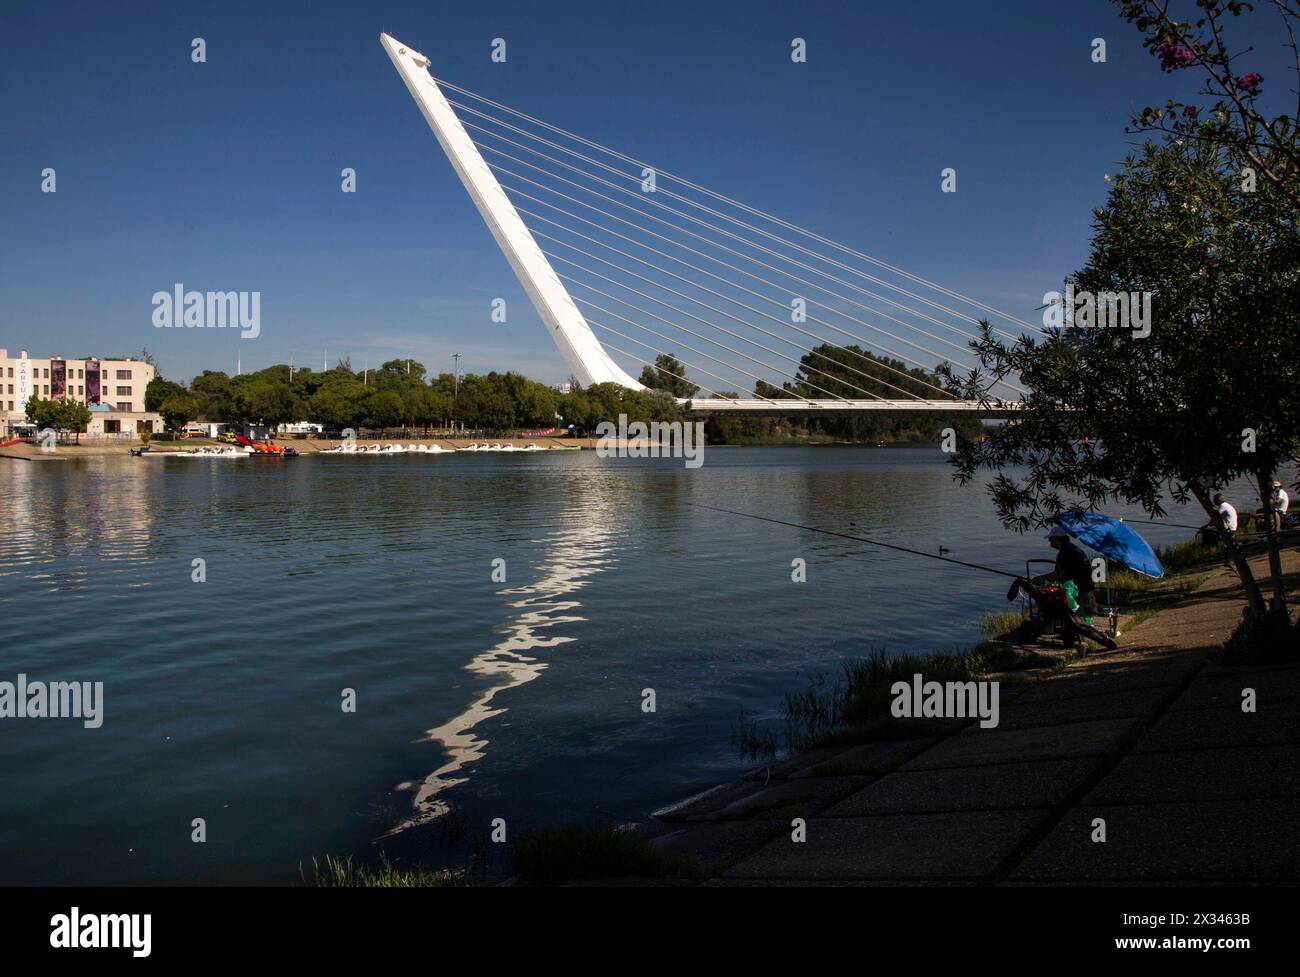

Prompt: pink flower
xmin=1155 ymin=41 xmax=1197 ymax=71
xmin=1237 ymin=72 xmax=1263 ymax=93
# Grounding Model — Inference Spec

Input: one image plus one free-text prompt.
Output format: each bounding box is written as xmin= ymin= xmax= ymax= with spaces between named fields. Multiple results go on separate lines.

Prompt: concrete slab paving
xmin=710 ymin=775 xmax=874 ymax=820
xmin=902 ymin=718 xmax=1143 ymax=771
xmin=646 ymin=821 xmax=787 ymax=874
xmin=1009 ymin=657 xmax=1199 ymax=704
xmin=1087 ymin=744 xmax=1300 ymax=804
xmin=702 ymin=878 xmax=979 ymax=887
xmin=1170 ymin=664 xmax=1300 ymax=712
xmin=740 ymin=745 xmax=850 ymax=782
xmin=789 ymin=739 xmax=934 ymax=778
xmin=723 ymin=810 xmax=1052 ymax=881
xmin=1135 ymin=700 xmax=1300 ymax=752
xmin=1200 ymin=659 xmax=1300 ymax=677
xmin=653 ymin=779 xmax=770 ymax=823
xmin=824 ymin=758 xmax=1098 ymax=816
xmin=1010 ymin=798 xmax=1300 ymax=882
xmin=996 ymin=685 xmax=1177 ymax=730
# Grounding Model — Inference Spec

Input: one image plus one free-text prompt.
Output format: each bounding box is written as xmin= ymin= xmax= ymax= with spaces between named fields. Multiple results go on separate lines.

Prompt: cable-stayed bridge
xmin=381 ymin=34 xmax=1037 ymax=412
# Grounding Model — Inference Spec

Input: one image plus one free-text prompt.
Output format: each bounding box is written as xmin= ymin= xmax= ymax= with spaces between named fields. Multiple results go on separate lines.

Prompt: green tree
xmin=703 ymin=393 xmax=783 ymax=445
xmin=251 ymin=364 xmax=292 ymax=387
xmin=190 ymin=371 xmax=238 ymax=421
xmin=24 ymin=395 xmax=56 ymax=430
xmin=945 ymin=128 xmax=1297 ymax=625
xmin=457 ymin=373 xmax=518 ymax=430
xmin=290 ymin=366 xmax=324 ymax=398
xmin=22 ymin=397 xmax=92 ymax=444
xmin=557 ymin=389 xmax=596 ymax=433
xmin=753 ymin=346 xmax=981 ymax=443
xmin=579 ymin=382 xmax=654 ymax=427
xmin=502 ymin=372 xmax=558 ymax=427
xmin=422 ymin=387 xmax=454 ymax=427
xmin=366 ymin=390 xmax=405 ymax=429
xmin=145 ymin=377 xmax=186 ymax=412
xmin=377 ymin=358 xmax=427 ymax=383
xmin=308 ymin=384 xmax=363 ymax=430
xmin=159 ymin=393 xmax=200 ymax=435
xmin=638 ymin=354 xmax=700 ymax=398
xmin=52 ymin=400 xmax=92 ymax=444
xmin=243 ymin=380 xmax=301 ymax=428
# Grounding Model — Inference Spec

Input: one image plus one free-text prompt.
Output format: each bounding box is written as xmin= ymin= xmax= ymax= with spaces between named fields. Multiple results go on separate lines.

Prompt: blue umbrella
xmin=1052 ymin=512 xmax=1164 ymax=579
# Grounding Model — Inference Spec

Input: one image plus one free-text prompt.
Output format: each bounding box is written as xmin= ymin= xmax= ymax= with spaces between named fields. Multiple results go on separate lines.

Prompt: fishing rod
xmin=1120 ymin=517 xmax=1206 ymax=531
xmin=688 ymin=502 xmax=1024 ymax=580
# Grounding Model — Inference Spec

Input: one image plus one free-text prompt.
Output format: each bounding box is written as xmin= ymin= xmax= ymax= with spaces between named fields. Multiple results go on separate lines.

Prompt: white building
xmin=1 ymin=347 xmax=161 ymax=437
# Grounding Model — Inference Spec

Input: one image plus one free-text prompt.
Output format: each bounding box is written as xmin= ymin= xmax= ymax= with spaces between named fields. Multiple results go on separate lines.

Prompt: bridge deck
xmin=684 ymin=398 xmax=1009 ymax=411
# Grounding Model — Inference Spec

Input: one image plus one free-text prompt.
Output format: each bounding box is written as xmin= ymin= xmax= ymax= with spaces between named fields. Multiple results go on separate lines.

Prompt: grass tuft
xmin=980 ymin=608 xmax=1029 ymax=640
xmin=777 ymin=643 xmax=1061 ymax=752
xmin=732 ymin=706 xmax=779 ymax=762
xmin=303 ymin=853 xmax=468 ymax=887
xmin=1157 ymin=536 xmax=1219 ymax=573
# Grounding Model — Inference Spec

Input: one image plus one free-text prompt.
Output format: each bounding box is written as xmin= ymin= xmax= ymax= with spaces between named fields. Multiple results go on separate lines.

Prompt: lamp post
xmin=451 ymin=353 xmax=462 ymax=433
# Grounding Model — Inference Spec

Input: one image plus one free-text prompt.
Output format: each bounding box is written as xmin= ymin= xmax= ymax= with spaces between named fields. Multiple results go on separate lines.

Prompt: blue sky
xmin=0 ymin=0 xmax=1290 ymax=384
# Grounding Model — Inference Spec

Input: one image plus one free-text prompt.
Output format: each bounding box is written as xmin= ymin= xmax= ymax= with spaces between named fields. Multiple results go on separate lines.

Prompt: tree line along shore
xmin=21 ymin=346 xmax=984 ymax=446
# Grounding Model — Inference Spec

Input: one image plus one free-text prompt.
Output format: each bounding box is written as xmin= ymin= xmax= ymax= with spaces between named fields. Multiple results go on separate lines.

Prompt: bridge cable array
xmin=432 ymin=77 xmax=1036 ymax=403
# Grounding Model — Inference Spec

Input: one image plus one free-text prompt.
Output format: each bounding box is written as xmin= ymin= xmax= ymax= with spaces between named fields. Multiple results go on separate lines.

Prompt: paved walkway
xmin=636 ymin=545 xmax=1300 ymax=884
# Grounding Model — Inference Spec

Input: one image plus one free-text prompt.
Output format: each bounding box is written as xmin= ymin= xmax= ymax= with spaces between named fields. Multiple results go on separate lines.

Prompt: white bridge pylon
xmin=382 ymin=34 xmax=642 ymax=389
xmin=382 ymin=34 xmax=1035 ymax=410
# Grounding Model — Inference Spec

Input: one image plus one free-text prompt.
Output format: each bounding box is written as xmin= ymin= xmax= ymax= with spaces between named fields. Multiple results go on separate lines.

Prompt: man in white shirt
xmin=1217 ymin=493 xmax=1239 ymax=531
xmin=1200 ymin=492 xmax=1237 ymax=544
xmin=1267 ymin=480 xmax=1289 ymax=533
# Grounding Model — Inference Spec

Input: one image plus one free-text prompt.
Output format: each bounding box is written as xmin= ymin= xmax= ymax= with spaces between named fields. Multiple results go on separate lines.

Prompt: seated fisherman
xmin=1198 ymin=492 xmax=1237 ymax=544
xmin=1045 ymin=526 xmax=1099 ymax=618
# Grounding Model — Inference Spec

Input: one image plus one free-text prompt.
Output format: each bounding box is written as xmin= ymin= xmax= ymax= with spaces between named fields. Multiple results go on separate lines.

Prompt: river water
xmin=0 ymin=446 xmax=1207 ymax=883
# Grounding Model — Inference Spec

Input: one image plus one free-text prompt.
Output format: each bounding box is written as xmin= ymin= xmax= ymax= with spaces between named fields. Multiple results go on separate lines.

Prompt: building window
xmin=43 ymin=385 xmax=49 ymax=395
xmin=116 ymin=386 xmax=131 ymax=397
xmin=116 ymin=370 xmax=132 ymax=380
xmin=117 ymin=402 xmax=131 ymax=411
xmin=42 ymin=368 xmax=49 ymax=378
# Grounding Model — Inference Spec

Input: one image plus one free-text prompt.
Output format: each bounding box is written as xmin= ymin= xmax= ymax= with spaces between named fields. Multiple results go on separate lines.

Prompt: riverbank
xmin=0 ymin=436 xmax=595 ymax=459
xmin=621 ymin=539 xmax=1299 ymax=884
xmin=312 ymin=533 xmax=1299 ymax=887
xmin=0 ymin=436 xmax=936 ymax=460
xmin=296 ymin=437 xmax=590 ymax=452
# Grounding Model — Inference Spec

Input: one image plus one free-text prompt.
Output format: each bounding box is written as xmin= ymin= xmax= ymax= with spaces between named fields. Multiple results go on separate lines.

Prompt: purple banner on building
xmin=86 ymin=360 xmax=101 ymax=405
xmin=51 ymin=359 xmax=66 ymax=398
